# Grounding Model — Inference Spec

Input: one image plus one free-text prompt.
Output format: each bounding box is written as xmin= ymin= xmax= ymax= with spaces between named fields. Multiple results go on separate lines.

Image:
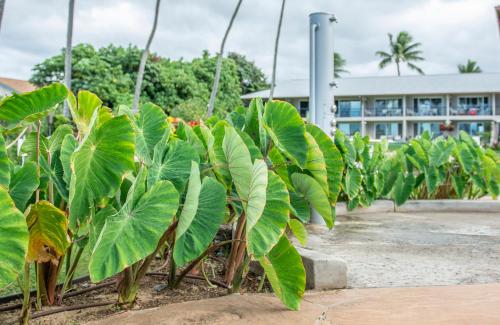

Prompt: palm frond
xmin=407 ymin=62 xmax=424 ymax=75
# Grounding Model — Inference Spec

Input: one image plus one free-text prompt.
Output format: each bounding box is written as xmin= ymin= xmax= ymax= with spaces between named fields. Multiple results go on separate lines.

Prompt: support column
xmin=446 ymin=95 xmax=451 ymax=123
xmin=402 ymin=96 xmax=407 ymax=141
xmin=361 ymin=121 xmax=367 ymax=137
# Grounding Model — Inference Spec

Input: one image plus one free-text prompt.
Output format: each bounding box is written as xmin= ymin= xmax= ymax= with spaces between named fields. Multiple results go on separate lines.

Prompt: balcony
xmin=365 ymin=107 xmax=403 ymax=117
xmin=450 ymin=105 xmax=492 ymax=116
xmin=407 ymin=106 xmax=446 ymax=116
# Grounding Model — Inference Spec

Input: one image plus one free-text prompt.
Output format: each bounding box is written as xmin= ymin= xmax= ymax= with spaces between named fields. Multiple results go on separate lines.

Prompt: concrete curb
xmin=335 ymin=199 xmax=500 ymax=216
xmin=296 ymin=247 xmax=348 ymax=290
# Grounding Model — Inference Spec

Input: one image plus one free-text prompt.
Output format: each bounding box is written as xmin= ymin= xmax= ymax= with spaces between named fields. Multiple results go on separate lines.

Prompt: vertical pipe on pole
xmin=309 ymin=12 xmax=335 ymax=225
xmin=63 ymin=0 xmax=75 ymax=118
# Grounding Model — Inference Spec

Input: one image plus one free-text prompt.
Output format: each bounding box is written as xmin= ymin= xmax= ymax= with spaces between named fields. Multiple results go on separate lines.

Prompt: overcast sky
xmin=1 ymin=0 xmax=499 ymax=81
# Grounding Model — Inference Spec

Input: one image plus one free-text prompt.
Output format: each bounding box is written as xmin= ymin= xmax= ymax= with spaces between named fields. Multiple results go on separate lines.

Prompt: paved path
xmin=93 ymin=284 xmax=500 ymax=324
xmin=306 ymin=211 xmax=500 ymax=288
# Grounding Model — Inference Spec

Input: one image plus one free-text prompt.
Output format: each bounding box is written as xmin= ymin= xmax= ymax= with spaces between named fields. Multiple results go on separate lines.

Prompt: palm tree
xmin=63 ymin=0 xmax=75 ymax=118
xmin=458 ymin=59 xmax=482 ymax=73
xmin=207 ymin=0 xmax=243 ymax=117
xmin=133 ymin=0 xmax=161 ymax=113
xmin=334 ymin=52 xmax=348 ymax=78
xmin=376 ymin=31 xmax=424 ymax=76
xmin=0 ymin=0 xmax=6 ymax=33
xmin=269 ymin=0 xmax=286 ymax=101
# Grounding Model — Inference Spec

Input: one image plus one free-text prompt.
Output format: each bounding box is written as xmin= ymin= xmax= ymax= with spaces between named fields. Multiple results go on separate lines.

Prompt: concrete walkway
xmin=93 ymin=283 xmax=500 ymax=324
xmin=306 ymin=211 xmax=500 ymax=288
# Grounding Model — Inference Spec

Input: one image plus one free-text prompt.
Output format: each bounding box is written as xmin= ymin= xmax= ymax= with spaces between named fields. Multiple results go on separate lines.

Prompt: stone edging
xmin=335 ymin=199 xmax=500 ymax=216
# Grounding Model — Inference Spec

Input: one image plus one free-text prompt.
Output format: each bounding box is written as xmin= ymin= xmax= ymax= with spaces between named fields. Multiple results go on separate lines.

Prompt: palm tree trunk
xmin=396 ymin=60 xmax=401 ymax=76
xmin=207 ymin=0 xmax=243 ymax=117
xmin=0 ymin=0 xmax=6 ymax=33
xmin=268 ymin=0 xmax=286 ymax=101
xmin=133 ymin=0 xmax=161 ymax=113
xmin=63 ymin=0 xmax=75 ymax=118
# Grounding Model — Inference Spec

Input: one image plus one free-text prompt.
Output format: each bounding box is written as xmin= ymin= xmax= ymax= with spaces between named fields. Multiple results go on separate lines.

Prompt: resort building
xmin=242 ymin=73 xmax=500 ymax=143
xmin=0 ymin=77 xmax=36 ymax=97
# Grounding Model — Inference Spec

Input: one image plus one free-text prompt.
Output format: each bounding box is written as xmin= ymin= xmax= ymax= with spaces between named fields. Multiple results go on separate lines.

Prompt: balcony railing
xmin=336 ymin=110 xmax=362 ymax=118
xmin=365 ymin=107 xmax=403 ymax=117
xmin=407 ymin=106 xmax=446 ymax=116
xmin=450 ymin=105 xmax=492 ymax=116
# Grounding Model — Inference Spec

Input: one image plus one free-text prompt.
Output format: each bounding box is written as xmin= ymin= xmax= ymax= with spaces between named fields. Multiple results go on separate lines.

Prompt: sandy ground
xmin=305 ymin=211 xmax=500 ymax=288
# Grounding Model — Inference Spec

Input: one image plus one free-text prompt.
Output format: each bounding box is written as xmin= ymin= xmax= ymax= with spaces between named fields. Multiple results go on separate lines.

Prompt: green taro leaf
xmin=264 ymin=101 xmax=308 ymax=167
xmin=306 ymin=124 xmax=343 ymax=203
xmin=345 ymin=167 xmax=362 ymax=199
xmin=248 ymin=171 xmax=289 ymax=257
xmin=174 ymin=164 xmax=226 ymax=266
xmin=392 ymin=173 xmax=415 ymax=206
xmin=48 ymin=124 xmax=73 ymax=154
xmin=0 ymin=134 xmax=10 ymax=188
xmin=89 ymin=205 xmax=117 ymax=251
xmin=89 ymin=172 xmax=179 ymax=282
xmin=292 ymin=173 xmax=333 ymax=228
xmin=68 ymin=90 xmax=103 ymax=136
xmin=134 ymin=103 xmax=169 ymax=164
xmin=244 ymin=97 xmax=268 ymax=153
xmin=0 ymin=83 xmax=68 ymax=127
xmin=0 ymin=187 xmax=29 ymax=288
xmin=288 ymin=219 xmax=307 ymax=246
xmin=9 ymin=161 xmax=39 ymax=211
xmin=304 ymin=132 xmax=328 ymax=194
xmin=258 ymin=236 xmax=306 ymax=310
xmin=69 ymin=114 xmax=135 ymax=230
xmin=148 ymin=138 xmax=199 ymax=192
xmin=289 ymin=191 xmax=310 ymax=223
xmin=60 ymin=133 xmax=78 ymax=186
xmin=25 ymin=201 xmax=70 ymax=263
xmin=223 ymin=126 xmax=268 ymax=232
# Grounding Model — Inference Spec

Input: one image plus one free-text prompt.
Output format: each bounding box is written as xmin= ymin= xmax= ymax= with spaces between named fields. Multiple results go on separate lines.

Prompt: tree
xmin=207 ymin=0 xmax=243 ymax=117
xmin=0 ymin=0 xmax=6 ymax=33
xmin=458 ymin=59 xmax=482 ymax=73
xmin=133 ymin=0 xmax=161 ymax=113
xmin=63 ymin=0 xmax=75 ymax=118
xmin=333 ymin=52 xmax=348 ymax=78
xmin=269 ymin=0 xmax=286 ymax=101
xmin=228 ymin=52 xmax=268 ymax=94
xmin=375 ymin=31 xmax=424 ymax=76
xmin=31 ymin=45 xmax=244 ymax=117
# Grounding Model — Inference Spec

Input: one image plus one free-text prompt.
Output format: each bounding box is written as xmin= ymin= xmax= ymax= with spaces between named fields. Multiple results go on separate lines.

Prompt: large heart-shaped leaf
xmin=304 ymin=132 xmax=328 ymax=194
xmin=68 ymin=114 xmax=135 ymax=230
xmin=244 ymin=98 xmax=268 ymax=153
xmin=345 ymin=167 xmax=362 ymax=199
xmin=0 ymin=134 xmax=9 ymax=188
xmin=25 ymin=201 xmax=70 ymax=264
xmin=392 ymin=173 xmax=415 ymax=206
xmin=89 ymin=170 xmax=179 ymax=282
xmin=68 ymin=90 xmax=104 ymax=136
xmin=247 ymin=171 xmax=289 ymax=257
xmin=48 ymin=125 xmax=73 ymax=155
xmin=210 ymin=121 xmax=232 ymax=186
xmin=60 ymin=133 xmax=78 ymax=186
xmin=292 ymin=173 xmax=333 ymax=228
xmin=306 ymin=124 xmax=343 ymax=203
xmin=0 ymin=83 xmax=68 ymax=127
xmin=174 ymin=162 xmax=226 ymax=266
xmin=258 ymin=236 xmax=306 ymax=310
xmin=148 ymin=138 xmax=199 ymax=192
xmin=223 ymin=126 xmax=267 ymax=231
xmin=263 ymin=101 xmax=307 ymax=167
xmin=9 ymin=161 xmax=39 ymax=211
xmin=0 ymin=187 xmax=29 ymax=288
xmin=134 ymin=103 xmax=169 ymax=164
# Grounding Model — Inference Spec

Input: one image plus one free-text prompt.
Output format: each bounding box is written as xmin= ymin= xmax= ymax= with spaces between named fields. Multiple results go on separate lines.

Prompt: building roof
xmin=241 ymin=73 xmax=500 ymax=99
xmin=0 ymin=77 xmax=37 ymax=94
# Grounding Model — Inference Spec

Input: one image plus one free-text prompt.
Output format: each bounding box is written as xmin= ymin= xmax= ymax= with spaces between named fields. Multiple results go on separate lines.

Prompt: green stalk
xmin=20 ymin=263 xmax=31 ymax=325
xmin=58 ymin=244 xmax=84 ymax=303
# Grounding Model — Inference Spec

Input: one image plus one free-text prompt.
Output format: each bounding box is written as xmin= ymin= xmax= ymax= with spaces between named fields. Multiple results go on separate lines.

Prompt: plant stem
xmin=225 ymin=212 xmax=246 ymax=284
xmin=20 ymin=263 xmax=31 ymax=325
xmin=35 ymin=120 xmax=41 ymax=202
xmin=59 ymin=244 xmax=84 ymax=303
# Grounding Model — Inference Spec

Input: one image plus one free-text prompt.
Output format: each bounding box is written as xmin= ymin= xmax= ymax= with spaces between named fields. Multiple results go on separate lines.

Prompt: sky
xmin=0 ymin=0 xmax=499 ymax=82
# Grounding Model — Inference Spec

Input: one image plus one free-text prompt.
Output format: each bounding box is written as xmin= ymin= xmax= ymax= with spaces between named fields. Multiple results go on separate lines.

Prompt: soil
xmin=0 ymin=256 xmax=271 ymax=325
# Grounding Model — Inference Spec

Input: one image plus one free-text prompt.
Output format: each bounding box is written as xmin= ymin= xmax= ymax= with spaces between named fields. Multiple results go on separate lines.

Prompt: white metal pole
xmin=309 ymin=12 xmax=335 ymax=225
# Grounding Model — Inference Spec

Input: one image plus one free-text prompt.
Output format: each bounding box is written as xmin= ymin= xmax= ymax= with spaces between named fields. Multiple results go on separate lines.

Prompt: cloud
xmin=0 ymin=0 xmax=499 ymax=81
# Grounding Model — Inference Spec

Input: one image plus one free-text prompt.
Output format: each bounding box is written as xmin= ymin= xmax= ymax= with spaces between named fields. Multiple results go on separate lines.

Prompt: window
xmin=458 ymin=122 xmax=489 ymax=136
xmin=335 ymin=100 xmax=361 ymax=117
xmin=338 ymin=123 xmax=361 ymax=136
xmin=414 ymin=122 xmax=441 ymax=138
xmin=374 ymin=99 xmax=403 ymax=116
xmin=413 ymin=98 xmax=444 ymax=116
xmin=299 ymin=101 xmax=309 ymax=118
xmin=456 ymin=96 xmax=491 ymax=115
xmin=375 ymin=123 xmax=402 ymax=139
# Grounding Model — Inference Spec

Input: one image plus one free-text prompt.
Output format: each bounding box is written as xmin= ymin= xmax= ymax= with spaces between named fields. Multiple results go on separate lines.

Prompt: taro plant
xmin=0 ymin=84 xmax=342 ymax=323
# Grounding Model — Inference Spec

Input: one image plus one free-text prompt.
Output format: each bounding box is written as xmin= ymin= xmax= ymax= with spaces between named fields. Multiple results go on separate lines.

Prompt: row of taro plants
xmin=0 ymin=83 xmax=344 ymax=323
xmin=335 ymin=130 xmax=500 ymax=209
